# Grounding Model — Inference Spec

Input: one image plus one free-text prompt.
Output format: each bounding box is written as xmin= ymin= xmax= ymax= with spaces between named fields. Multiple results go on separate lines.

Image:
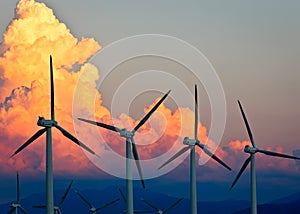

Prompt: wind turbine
xmin=230 ymin=100 xmax=300 ymax=214
xmin=158 ymin=84 xmax=231 ymax=214
xmin=118 ymin=188 xmax=151 ymax=214
xmin=141 ymin=197 xmax=184 ymax=214
xmin=8 ymin=172 xmax=27 ymax=214
xmin=33 ymin=180 xmax=73 ymax=214
xmin=10 ymin=56 xmax=97 ymax=214
xmin=74 ymin=190 xmax=120 ymax=214
xmin=78 ymin=89 xmax=171 ymax=214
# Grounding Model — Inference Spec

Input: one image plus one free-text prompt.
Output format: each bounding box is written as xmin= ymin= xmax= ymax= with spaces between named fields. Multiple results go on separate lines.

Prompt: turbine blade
xmin=196 ymin=143 xmax=231 ymax=171
xmin=19 ymin=206 xmax=28 ymax=214
xmin=11 ymin=128 xmax=47 ymax=157
xmin=163 ymin=197 xmax=184 ymax=213
xmin=17 ymin=171 xmax=20 ymax=203
xmin=130 ymin=137 xmax=145 ymax=189
xmin=238 ymin=100 xmax=256 ymax=148
xmin=194 ymin=84 xmax=198 ymax=140
xmin=118 ymin=188 xmax=126 ymax=203
xmin=141 ymin=199 xmax=160 ymax=211
xmin=230 ymin=156 xmax=251 ymax=189
xmin=32 ymin=205 xmax=46 ymax=208
xmin=258 ymin=149 xmax=300 ymax=160
xmin=77 ymin=118 xmax=121 ymax=132
xmin=133 ymin=90 xmax=171 ymax=133
xmin=54 ymin=124 xmax=95 ymax=155
xmin=95 ymin=198 xmax=120 ymax=211
xmin=50 ymin=55 xmax=55 ymax=121
xmin=158 ymin=146 xmax=190 ymax=169
xmin=58 ymin=180 xmax=73 ymax=207
xmin=8 ymin=207 xmax=15 ymax=214
xmin=74 ymin=190 xmax=93 ymax=209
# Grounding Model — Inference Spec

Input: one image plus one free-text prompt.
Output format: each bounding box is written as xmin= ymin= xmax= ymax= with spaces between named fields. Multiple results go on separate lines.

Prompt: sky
xmin=0 ymin=0 xmax=300 ymax=206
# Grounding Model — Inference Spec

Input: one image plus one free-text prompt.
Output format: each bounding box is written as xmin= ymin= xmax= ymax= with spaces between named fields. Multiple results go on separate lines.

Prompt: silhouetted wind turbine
xmin=118 ymin=188 xmax=151 ymax=214
xmin=8 ymin=172 xmax=27 ymax=214
xmin=10 ymin=56 xmax=96 ymax=214
xmin=78 ymin=90 xmax=171 ymax=214
xmin=74 ymin=190 xmax=120 ymax=214
xmin=141 ymin=197 xmax=184 ymax=214
xmin=33 ymin=180 xmax=73 ymax=214
xmin=230 ymin=100 xmax=300 ymax=214
xmin=159 ymin=85 xmax=231 ymax=214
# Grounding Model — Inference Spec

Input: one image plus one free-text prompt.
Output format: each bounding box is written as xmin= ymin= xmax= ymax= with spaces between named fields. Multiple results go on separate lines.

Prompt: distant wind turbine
xmin=118 ymin=188 xmax=151 ymax=214
xmin=78 ymin=89 xmax=171 ymax=214
xmin=159 ymin=84 xmax=231 ymax=214
xmin=8 ymin=172 xmax=27 ymax=214
xmin=141 ymin=197 xmax=184 ymax=214
xmin=230 ymin=100 xmax=300 ymax=214
xmin=74 ymin=190 xmax=120 ymax=214
xmin=33 ymin=180 xmax=73 ymax=214
xmin=10 ymin=56 xmax=97 ymax=214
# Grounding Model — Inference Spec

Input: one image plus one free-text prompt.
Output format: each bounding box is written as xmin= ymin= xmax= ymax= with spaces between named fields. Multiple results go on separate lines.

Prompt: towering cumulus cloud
xmin=0 ymin=0 xmax=298 ymax=181
xmin=0 ymin=0 xmax=101 ymax=176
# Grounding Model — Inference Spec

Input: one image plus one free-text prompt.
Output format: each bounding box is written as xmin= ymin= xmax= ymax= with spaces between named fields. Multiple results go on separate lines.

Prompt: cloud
xmin=0 ymin=0 xmax=100 ymax=101
xmin=0 ymin=0 xmax=101 ymax=177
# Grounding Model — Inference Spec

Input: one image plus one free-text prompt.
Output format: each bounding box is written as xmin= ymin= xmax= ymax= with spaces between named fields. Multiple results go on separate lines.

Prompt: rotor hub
xmin=119 ymin=128 xmax=134 ymax=138
xmin=244 ymin=145 xmax=257 ymax=154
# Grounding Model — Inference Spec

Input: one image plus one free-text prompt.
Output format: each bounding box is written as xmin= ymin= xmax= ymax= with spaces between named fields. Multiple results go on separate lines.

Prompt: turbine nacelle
xmin=11 ymin=203 xmax=20 ymax=208
xmin=37 ymin=117 xmax=57 ymax=127
xmin=183 ymin=137 xmax=198 ymax=146
xmin=244 ymin=145 xmax=257 ymax=154
xmin=119 ymin=129 xmax=134 ymax=138
xmin=54 ymin=206 xmax=61 ymax=213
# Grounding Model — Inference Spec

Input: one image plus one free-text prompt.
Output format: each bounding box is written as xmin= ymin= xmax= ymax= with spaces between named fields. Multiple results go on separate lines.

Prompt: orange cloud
xmin=0 ymin=0 xmax=100 ymax=101
xmin=0 ymin=0 xmax=101 ymax=176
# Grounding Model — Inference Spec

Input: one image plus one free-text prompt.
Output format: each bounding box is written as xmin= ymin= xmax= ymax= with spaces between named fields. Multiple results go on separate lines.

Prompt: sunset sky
xmin=0 ymin=0 xmax=300 ymax=205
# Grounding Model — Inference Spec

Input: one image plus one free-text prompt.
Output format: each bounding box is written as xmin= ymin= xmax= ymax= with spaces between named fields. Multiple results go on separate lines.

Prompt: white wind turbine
xmin=33 ymin=180 xmax=73 ymax=214
xmin=74 ymin=190 xmax=120 ymax=214
xmin=10 ymin=56 xmax=97 ymax=214
xmin=230 ymin=100 xmax=300 ymax=214
xmin=118 ymin=188 xmax=151 ymax=214
xmin=159 ymin=84 xmax=231 ymax=214
xmin=141 ymin=197 xmax=184 ymax=214
xmin=8 ymin=172 xmax=27 ymax=214
xmin=78 ymin=90 xmax=171 ymax=214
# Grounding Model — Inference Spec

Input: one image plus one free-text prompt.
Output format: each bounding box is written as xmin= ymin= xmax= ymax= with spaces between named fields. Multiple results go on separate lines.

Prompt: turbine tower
xmin=230 ymin=100 xmax=300 ymax=214
xmin=74 ymin=190 xmax=120 ymax=214
xmin=11 ymin=56 xmax=96 ymax=214
xmin=78 ymin=90 xmax=171 ymax=214
xmin=141 ymin=197 xmax=184 ymax=214
xmin=8 ymin=172 xmax=27 ymax=214
xmin=33 ymin=180 xmax=73 ymax=214
xmin=159 ymin=85 xmax=231 ymax=214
